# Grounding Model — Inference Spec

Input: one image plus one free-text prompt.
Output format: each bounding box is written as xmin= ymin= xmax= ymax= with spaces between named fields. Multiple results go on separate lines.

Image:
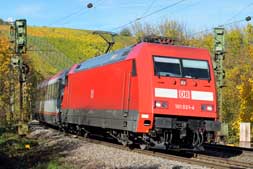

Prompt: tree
xmin=119 ymin=28 xmax=132 ymax=36
xmin=0 ymin=36 xmax=11 ymax=124
xmin=158 ymin=19 xmax=186 ymax=42
xmin=131 ymin=19 xmax=188 ymax=44
xmin=0 ymin=18 xmax=8 ymax=25
xmin=131 ymin=22 xmax=145 ymax=41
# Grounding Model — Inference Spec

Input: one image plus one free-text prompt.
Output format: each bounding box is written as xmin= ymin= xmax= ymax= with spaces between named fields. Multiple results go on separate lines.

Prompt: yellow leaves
xmin=25 ymin=144 xmax=30 ymax=150
xmin=234 ymin=75 xmax=253 ymax=135
xmin=28 ymin=26 xmax=105 ymax=45
xmin=0 ymin=25 xmax=9 ymax=32
xmin=26 ymin=26 xmax=135 ymax=78
xmin=0 ymin=35 xmax=12 ymax=124
xmin=0 ymin=37 xmax=10 ymax=73
xmin=247 ymin=45 xmax=253 ymax=60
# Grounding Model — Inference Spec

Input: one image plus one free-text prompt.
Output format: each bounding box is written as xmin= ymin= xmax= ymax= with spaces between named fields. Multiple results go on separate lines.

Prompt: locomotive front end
xmin=152 ymin=56 xmax=220 ymax=149
xmin=135 ymin=42 xmax=221 ymax=150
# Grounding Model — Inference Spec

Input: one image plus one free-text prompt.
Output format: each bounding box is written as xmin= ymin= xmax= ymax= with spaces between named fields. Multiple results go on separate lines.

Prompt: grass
xmin=33 ymin=160 xmax=72 ymax=169
xmin=0 ymin=131 xmax=73 ymax=169
xmin=0 ymin=132 xmax=37 ymax=157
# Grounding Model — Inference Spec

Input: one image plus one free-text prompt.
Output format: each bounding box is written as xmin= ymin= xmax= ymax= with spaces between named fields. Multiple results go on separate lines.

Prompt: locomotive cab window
xmin=153 ymin=56 xmax=210 ymax=80
xmin=154 ymin=57 xmax=181 ymax=77
xmin=182 ymin=59 xmax=209 ymax=79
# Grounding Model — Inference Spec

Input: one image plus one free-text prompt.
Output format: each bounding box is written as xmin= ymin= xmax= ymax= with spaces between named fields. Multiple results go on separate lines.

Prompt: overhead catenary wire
xmin=57 ymin=0 xmax=106 ymax=26
xmin=48 ymin=7 xmax=84 ymax=26
xmin=34 ymin=0 xmax=107 ymax=70
xmin=190 ymin=2 xmax=253 ymax=37
xmin=159 ymin=0 xmax=202 ymax=22
xmin=59 ymin=10 xmax=89 ymax=26
xmin=140 ymin=0 xmax=156 ymax=17
xmin=225 ymin=2 xmax=253 ymax=22
xmin=190 ymin=16 xmax=252 ymax=37
xmin=111 ymin=0 xmax=188 ymax=31
xmin=95 ymin=0 xmax=106 ymax=6
xmin=48 ymin=0 xmax=103 ymax=27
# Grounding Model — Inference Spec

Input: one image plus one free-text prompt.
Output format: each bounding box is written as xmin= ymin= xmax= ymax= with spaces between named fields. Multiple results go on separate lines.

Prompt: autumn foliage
xmin=0 ymin=32 xmax=11 ymax=124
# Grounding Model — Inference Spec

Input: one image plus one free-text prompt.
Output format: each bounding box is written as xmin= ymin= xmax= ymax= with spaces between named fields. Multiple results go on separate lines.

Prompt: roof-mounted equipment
xmin=140 ymin=35 xmax=176 ymax=45
xmin=93 ymin=31 xmax=117 ymax=54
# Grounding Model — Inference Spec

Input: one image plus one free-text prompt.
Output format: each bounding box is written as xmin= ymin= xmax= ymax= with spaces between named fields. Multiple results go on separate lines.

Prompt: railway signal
xmin=214 ymin=27 xmax=225 ymax=88
xmin=213 ymin=27 xmax=225 ymax=122
xmin=9 ymin=19 xmax=29 ymax=135
xmin=213 ymin=27 xmax=228 ymax=140
xmin=15 ymin=19 xmax=27 ymax=54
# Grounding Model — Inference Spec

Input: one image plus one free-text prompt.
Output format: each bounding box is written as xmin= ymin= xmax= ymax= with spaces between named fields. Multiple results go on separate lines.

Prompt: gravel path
xmin=229 ymin=151 xmax=253 ymax=164
xmin=28 ymin=126 xmax=209 ymax=169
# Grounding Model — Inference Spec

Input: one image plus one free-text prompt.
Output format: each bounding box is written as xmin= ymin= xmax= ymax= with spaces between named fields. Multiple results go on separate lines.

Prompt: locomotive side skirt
xmin=61 ymin=109 xmax=139 ymax=132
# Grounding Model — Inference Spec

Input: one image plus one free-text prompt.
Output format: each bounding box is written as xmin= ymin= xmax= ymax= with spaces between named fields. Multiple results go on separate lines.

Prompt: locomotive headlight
xmin=206 ymin=105 xmax=213 ymax=111
xmin=155 ymin=102 xmax=161 ymax=107
xmin=155 ymin=101 xmax=168 ymax=108
xmin=201 ymin=104 xmax=213 ymax=112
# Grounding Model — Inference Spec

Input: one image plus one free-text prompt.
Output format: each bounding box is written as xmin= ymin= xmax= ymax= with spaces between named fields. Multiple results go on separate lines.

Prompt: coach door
xmin=56 ymin=77 xmax=66 ymax=123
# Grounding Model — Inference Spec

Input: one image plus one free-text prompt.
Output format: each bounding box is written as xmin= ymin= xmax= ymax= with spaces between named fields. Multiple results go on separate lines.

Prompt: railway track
xmin=77 ymin=135 xmax=253 ymax=169
xmin=195 ymin=154 xmax=253 ymax=169
xmin=203 ymin=143 xmax=253 ymax=155
xmin=30 ymin=123 xmax=253 ymax=169
xmin=199 ymin=143 xmax=253 ymax=168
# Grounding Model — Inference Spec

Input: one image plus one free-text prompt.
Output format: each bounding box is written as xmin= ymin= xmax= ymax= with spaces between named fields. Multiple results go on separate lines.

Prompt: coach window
xmin=52 ymin=83 xmax=55 ymax=99
xmin=50 ymin=85 xmax=52 ymax=99
xmin=154 ymin=56 xmax=181 ymax=77
xmin=43 ymin=88 xmax=45 ymax=100
xmin=52 ymin=84 xmax=55 ymax=99
xmin=43 ymin=87 xmax=45 ymax=100
xmin=45 ymin=86 xmax=47 ymax=100
xmin=49 ymin=85 xmax=51 ymax=99
xmin=47 ymin=85 xmax=49 ymax=100
xmin=54 ymin=83 xmax=57 ymax=99
xmin=44 ymin=87 xmax=47 ymax=100
xmin=40 ymin=88 xmax=43 ymax=101
xmin=51 ymin=84 xmax=54 ymax=99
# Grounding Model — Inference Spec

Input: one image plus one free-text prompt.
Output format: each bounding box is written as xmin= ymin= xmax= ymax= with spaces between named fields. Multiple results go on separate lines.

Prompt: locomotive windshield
xmin=154 ymin=56 xmax=210 ymax=80
xmin=182 ymin=59 xmax=209 ymax=79
xmin=154 ymin=57 xmax=181 ymax=77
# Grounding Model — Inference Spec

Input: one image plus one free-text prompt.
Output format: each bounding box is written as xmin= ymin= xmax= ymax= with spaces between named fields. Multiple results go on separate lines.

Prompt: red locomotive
xmin=35 ymin=37 xmax=220 ymax=150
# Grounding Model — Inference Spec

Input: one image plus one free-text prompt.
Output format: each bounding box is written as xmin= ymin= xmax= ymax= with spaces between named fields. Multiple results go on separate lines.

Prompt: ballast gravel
xmin=28 ymin=126 xmax=209 ymax=169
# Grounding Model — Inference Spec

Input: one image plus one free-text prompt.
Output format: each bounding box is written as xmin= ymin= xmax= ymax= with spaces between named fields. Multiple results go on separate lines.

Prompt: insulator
xmin=245 ymin=16 xmax=251 ymax=22
xmin=87 ymin=3 xmax=93 ymax=8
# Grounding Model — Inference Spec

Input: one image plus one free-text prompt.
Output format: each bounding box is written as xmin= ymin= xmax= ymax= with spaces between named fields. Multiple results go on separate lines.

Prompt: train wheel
xmin=139 ymin=144 xmax=148 ymax=150
xmin=83 ymin=131 xmax=90 ymax=138
xmin=122 ymin=141 xmax=128 ymax=147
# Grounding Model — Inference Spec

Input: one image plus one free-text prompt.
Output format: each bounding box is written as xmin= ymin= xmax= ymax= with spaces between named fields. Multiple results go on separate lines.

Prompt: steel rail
xmin=203 ymin=143 xmax=253 ymax=153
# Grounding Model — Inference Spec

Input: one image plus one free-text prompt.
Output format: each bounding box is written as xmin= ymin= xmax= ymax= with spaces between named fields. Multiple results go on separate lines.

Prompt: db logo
xmin=178 ymin=90 xmax=190 ymax=99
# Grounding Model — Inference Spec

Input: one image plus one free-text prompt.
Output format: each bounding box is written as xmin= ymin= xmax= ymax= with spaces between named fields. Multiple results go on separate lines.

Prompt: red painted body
xmin=60 ymin=42 xmax=217 ymax=133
